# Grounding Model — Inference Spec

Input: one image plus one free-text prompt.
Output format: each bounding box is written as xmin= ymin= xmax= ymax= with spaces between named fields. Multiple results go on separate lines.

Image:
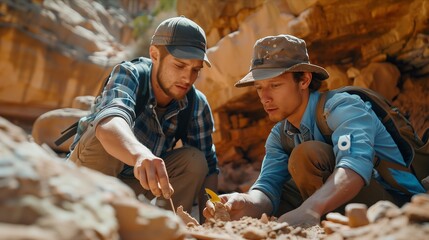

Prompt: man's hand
xmin=278 ymin=167 xmax=364 ymax=226
xmin=203 ymin=190 xmax=272 ymax=220
xmin=203 ymin=192 xmax=249 ymax=220
xmin=95 ymin=117 xmax=174 ymax=199
xmin=133 ymin=156 xmax=174 ymax=199
xmin=278 ymin=206 xmax=320 ymax=226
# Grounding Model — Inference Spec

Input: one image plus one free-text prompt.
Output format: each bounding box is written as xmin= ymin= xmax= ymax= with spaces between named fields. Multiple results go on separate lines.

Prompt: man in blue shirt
xmin=68 ymin=16 xmax=218 ymax=217
xmin=203 ymin=34 xmax=425 ymax=226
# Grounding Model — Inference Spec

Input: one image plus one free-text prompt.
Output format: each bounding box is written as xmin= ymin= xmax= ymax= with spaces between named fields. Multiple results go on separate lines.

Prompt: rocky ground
xmin=178 ymin=194 xmax=429 ymax=240
xmin=2 ymin=115 xmax=429 ymax=240
xmin=185 ymin=217 xmax=324 ymax=239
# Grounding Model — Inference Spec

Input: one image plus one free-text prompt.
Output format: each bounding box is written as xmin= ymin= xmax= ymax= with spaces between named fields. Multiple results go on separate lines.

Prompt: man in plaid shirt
xmin=68 ymin=16 xmax=218 ymax=219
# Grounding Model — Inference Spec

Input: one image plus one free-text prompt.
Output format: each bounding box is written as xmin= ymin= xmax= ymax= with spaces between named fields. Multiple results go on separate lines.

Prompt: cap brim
xmin=235 ymin=63 xmax=329 ymax=88
xmin=166 ymin=45 xmax=211 ymax=67
xmin=235 ymin=68 xmax=286 ymax=88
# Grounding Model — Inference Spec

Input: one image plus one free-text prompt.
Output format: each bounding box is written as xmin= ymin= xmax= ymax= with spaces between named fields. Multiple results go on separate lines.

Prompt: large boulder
xmin=31 ymin=108 xmax=89 ymax=153
xmin=0 ymin=117 xmax=185 ymax=240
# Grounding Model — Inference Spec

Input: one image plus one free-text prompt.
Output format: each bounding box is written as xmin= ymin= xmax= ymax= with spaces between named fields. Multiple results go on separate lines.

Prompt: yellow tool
xmin=205 ymin=188 xmax=221 ymax=203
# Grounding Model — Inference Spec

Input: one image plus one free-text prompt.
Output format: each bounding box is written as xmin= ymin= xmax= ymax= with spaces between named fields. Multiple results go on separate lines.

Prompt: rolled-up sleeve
xmin=92 ymin=62 xmax=140 ymax=128
xmin=324 ymin=93 xmax=376 ymax=185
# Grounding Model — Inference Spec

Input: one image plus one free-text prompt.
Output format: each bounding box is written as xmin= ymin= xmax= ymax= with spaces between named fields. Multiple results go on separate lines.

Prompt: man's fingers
xmin=205 ymin=200 xmax=215 ymax=216
xmin=203 ymin=200 xmax=215 ymax=219
xmin=155 ymin=163 xmax=172 ymax=199
xmin=135 ymin=157 xmax=170 ymax=198
xmin=143 ymin=160 xmax=162 ymax=197
xmin=134 ymin=160 xmax=149 ymax=191
xmin=138 ymin=168 xmax=150 ymax=190
xmin=202 ymin=207 xmax=214 ymax=219
xmin=219 ymin=195 xmax=230 ymax=204
xmin=169 ymin=183 xmax=174 ymax=195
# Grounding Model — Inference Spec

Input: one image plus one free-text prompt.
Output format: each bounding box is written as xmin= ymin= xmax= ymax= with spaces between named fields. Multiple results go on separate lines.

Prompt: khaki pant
xmin=68 ymin=124 xmax=208 ymax=213
xmin=276 ymin=141 xmax=407 ymax=216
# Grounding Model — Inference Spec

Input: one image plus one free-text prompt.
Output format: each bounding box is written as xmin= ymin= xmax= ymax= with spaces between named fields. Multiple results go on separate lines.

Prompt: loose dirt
xmin=179 ymin=193 xmax=429 ymax=240
xmin=185 ymin=216 xmax=325 ymax=240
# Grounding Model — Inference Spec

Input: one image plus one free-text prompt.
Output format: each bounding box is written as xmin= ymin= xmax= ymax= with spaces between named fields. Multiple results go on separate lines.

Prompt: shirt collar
xmin=284 ymin=91 xmax=320 ymax=135
xmin=300 ymin=91 xmax=320 ymax=131
xmin=147 ymin=78 xmax=189 ymax=112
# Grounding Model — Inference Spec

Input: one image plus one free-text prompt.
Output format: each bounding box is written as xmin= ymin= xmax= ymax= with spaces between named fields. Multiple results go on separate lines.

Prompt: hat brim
xmin=166 ymin=45 xmax=211 ymax=67
xmin=234 ymin=63 xmax=329 ymax=88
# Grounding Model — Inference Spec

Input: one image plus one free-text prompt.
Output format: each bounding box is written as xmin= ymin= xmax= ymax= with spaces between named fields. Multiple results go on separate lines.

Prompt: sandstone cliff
xmin=1 ymin=0 xmax=428 ymax=192
xmin=179 ymin=0 xmax=429 ymax=168
xmin=0 ymin=0 xmax=142 ymax=121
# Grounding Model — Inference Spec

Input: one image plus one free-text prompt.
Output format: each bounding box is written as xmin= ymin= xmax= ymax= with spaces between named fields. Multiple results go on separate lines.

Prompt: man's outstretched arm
xmin=278 ymin=167 xmax=364 ymax=225
xmin=96 ymin=116 xmax=173 ymax=199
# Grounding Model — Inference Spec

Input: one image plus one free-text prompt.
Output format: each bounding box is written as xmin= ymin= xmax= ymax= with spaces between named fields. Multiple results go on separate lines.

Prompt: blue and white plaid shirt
xmin=71 ymin=58 xmax=218 ymax=175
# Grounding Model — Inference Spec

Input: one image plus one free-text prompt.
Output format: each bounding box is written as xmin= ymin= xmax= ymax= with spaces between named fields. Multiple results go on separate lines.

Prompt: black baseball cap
xmin=150 ymin=16 xmax=211 ymax=67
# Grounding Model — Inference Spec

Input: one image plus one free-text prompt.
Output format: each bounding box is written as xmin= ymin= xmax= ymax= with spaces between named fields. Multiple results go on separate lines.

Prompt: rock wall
xmin=1 ymin=0 xmax=428 ymax=193
xmin=0 ymin=0 xmax=151 ymax=122
xmin=177 ymin=0 xmax=429 ymax=169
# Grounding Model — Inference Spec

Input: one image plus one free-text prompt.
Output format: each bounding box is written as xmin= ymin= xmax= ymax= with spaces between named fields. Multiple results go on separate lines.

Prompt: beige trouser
xmin=276 ymin=141 xmax=405 ymax=216
xmin=68 ymin=124 xmax=208 ymax=213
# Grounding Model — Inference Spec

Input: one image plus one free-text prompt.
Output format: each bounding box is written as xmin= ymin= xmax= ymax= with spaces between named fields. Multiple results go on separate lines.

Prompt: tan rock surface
xmin=177 ymin=205 xmax=199 ymax=226
xmin=0 ymin=116 xmax=185 ymax=240
xmin=31 ymin=108 xmax=89 ymax=152
xmin=186 ymin=195 xmax=429 ymax=239
xmin=186 ymin=216 xmax=325 ymax=240
xmin=323 ymin=194 xmax=429 ymax=240
xmin=353 ymin=62 xmax=401 ymax=101
xmin=0 ymin=0 xmax=142 ymax=120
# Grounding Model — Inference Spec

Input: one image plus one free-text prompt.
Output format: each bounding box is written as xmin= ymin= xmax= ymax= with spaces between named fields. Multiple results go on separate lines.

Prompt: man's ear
xmin=149 ymin=45 xmax=160 ymax=62
xmin=300 ymin=72 xmax=312 ymax=89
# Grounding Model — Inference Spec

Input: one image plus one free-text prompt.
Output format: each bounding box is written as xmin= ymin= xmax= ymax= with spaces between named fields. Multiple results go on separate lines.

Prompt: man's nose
xmin=181 ymin=69 xmax=193 ymax=83
xmin=259 ymin=89 xmax=271 ymax=103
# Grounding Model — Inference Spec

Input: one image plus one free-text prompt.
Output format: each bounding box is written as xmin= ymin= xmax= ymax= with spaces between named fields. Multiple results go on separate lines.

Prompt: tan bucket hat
xmin=235 ymin=34 xmax=329 ymax=87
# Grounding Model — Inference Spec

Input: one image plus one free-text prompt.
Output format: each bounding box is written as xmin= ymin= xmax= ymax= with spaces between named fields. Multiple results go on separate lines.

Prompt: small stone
xmin=213 ymin=202 xmax=231 ymax=221
xmin=403 ymin=203 xmax=429 ymax=222
xmin=326 ymin=212 xmax=349 ymax=225
xmin=260 ymin=213 xmax=269 ymax=224
xmin=367 ymin=201 xmax=400 ymax=223
xmin=241 ymin=226 xmax=267 ymax=239
xmin=345 ymin=203 xmax=370 ymax=227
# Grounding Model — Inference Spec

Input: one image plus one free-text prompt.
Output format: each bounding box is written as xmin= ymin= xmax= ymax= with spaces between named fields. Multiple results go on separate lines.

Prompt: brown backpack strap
xmin=316 ymin=91 xmax=333 ymax=144
xmin=280 ymin=120 xmax=295 ymax=155
xmin=374 ymin=157 xmax=411 ymax=195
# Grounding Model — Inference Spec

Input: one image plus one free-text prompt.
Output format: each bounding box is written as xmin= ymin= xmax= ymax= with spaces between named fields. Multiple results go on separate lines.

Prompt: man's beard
xmin=156 ymin=61 xmax=187 ymax=100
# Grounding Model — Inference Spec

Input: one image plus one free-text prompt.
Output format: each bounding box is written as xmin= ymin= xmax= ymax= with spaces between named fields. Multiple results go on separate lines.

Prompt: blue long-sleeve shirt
xmin=70 ymin=57 xmax=218 ymax=175
xmin=251 ymin=91 xmax=425 ymax=213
